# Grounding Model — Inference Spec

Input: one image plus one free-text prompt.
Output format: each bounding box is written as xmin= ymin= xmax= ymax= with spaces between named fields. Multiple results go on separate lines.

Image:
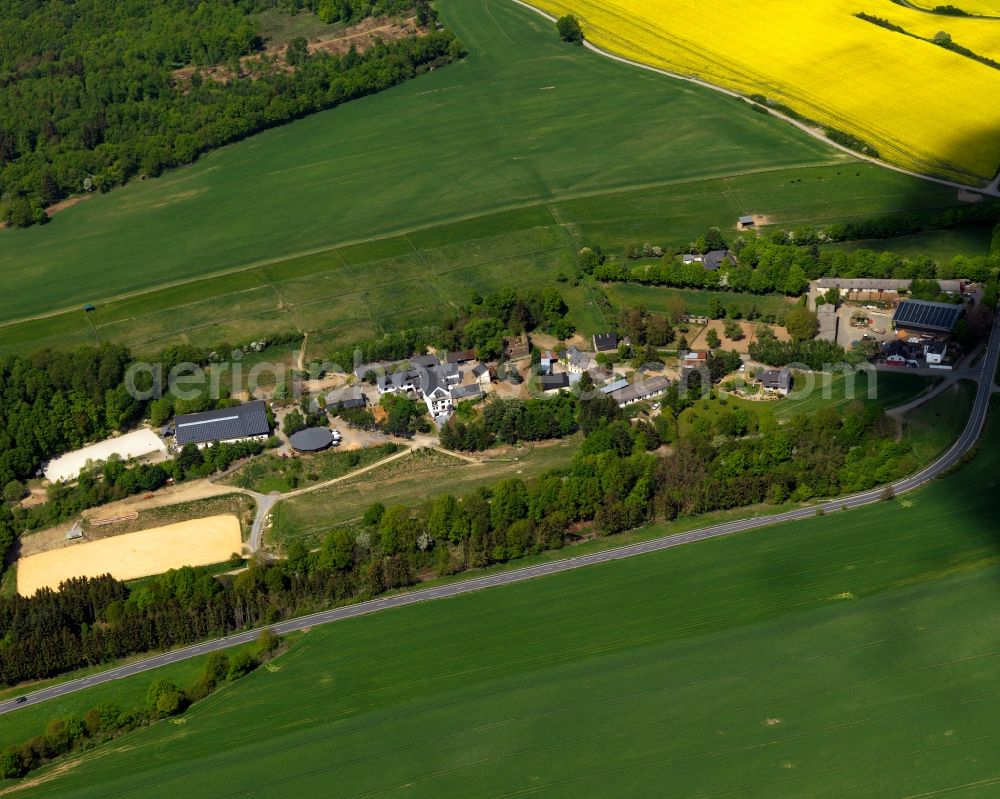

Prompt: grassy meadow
xmin=0 ymin=0 xmax=972 ymax=357
xmin=825 ymin=225 xmax=995 ymax=261
xmin=768 ymin=369 xmax=941 ymax=420
xmin=270 ymin=438 xmax=581 ymax=549
xmin=6 ymin=405 xmax=1000 ymax=797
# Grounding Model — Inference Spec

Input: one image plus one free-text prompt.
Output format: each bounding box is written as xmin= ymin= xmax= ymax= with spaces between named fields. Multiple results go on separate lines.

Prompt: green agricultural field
xmin=270 ymin=439 xmax=580 ymax=549
xmin=0 ymin=0 xmax=968 ymax=356
xmin=0 ymin=639 xmax=264 ymax=753
xmin=826 ymin=226 xmax=995 ymax=261
xmin=9 ymin=406 xmax=1000 ymax=797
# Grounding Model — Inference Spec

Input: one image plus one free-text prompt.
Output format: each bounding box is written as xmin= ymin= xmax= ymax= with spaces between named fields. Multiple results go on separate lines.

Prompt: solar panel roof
xmin=892 ymin=300 xmax=961 ymax=334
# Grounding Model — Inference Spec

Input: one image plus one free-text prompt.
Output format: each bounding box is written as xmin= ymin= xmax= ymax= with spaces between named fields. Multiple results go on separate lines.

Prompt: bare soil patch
xmin=173 ymin=16 xmax=423 ymax=86
xmin=19 ymin=493 xmax=254 ymax=558
xmin=17 ymin=514 xmax=243 ymax=596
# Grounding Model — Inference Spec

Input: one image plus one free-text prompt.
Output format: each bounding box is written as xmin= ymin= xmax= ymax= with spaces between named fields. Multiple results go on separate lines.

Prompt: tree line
xmin=1 ymin=0 xmax=458 ymax=226
xmin=586 ymin=226 xmax=998 ymax=298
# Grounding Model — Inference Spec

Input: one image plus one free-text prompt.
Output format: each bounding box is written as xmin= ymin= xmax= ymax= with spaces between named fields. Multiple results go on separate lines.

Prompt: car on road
xmin=14 ymin=696 xmax=27 ymax=704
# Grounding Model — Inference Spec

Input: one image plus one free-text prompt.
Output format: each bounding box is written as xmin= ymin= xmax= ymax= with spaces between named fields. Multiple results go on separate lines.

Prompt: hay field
xmin=527 ymin=0 xmax=1000 ymax=184
xmin=16 ymin=515 xmax=241 ymax=596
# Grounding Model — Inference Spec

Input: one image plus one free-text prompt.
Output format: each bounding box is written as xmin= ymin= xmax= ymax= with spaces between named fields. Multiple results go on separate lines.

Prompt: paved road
xmin=2 ymin=311 xmax=997 ymax=718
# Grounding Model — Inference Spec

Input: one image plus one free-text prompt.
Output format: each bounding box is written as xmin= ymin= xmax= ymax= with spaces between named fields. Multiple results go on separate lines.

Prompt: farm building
xmin=504 ymin=335 xmax=530 ymax=360
xmin=324 ymin=386 xmax=368 ymax=412
xmin=609 ymin=376 xmax=670 ymax=407
xmin=410 ymin=354 xmax=439 ymax=370
xmin=702 ymin=250 xmax=734 ymax=271
xmin=817 ymin=304 xmax=839 ymax=342
xmin=924 ymin=340 xmax=948 ymax=365
xmin=681 ymin=351 xmax=708 ymax=368
xmin=290 ymin=427 xmax=335 ymax=453
xmin=539 ymin=350 xmax=557 ymax=375
xmin=539 ymin=373 xmax=570 ymax=393
xmin=451 ymin=384 xmax=483 ymax=402
xmin=892 ymin=299 xmax=962 ymax=337
xmin=563 ymin=346 xmax=596 ymax=374
xmin=470 ymin=363 xmax=491 ymax=385
xmin=378 ymin=362 xmax=460 ymax=397
xmin=760 ymin=368 xmax=792 ymax=396
xmin=174 ymin=400 xmax=270 ymax=448
xmin=600 ymin=378 xmax=630 ymax=395
xmin=814 ymin=278 xmax=964 ymax=294
xmin=44 ymin=429 xmax=167 ymax=484
xmin=738 ymin=215 xmax=755 ymax=228
xmin=592 ymin=332 xmax=619 ymax=352
xmin=424 ymin=386 xmax=454 ymax=420
xmin=445 ymin=349 xmax=476 ymax=364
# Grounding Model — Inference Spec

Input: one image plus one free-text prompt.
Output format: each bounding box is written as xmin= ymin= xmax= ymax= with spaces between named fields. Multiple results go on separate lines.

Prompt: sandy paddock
xmin=44 ymin=429 xmax=166 ymax=484
xmin=17 ymin=515 xmax=242 ymax=596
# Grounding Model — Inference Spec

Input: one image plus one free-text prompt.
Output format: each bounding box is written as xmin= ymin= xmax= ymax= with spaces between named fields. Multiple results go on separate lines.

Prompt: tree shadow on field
xmin=752 ymin=127 xmax=1000 ymax=612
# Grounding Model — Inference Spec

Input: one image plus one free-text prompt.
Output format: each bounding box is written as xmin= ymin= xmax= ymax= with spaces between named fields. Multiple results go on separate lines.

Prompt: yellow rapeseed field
xmin=527 ymin=0 xmax=1000 ymax=184
xmin=910 ymin=1 xmax=1000 ymax=14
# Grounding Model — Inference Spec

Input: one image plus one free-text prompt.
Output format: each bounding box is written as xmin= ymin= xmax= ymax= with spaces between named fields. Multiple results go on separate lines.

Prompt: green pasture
xmin=270 ymin=438 xmax=581 ymax=549
xmin=826 ymin=226 xmax=994 ymax=261
xmin=770 ymin=369 xmax=940 ymax=420
xmin=0 ymin=0 xmax=966 ymax=356
xmin=222 ymin=443 xmax=403 ymax=494
xmin=603 ymin=282 xmax=795 ymax=319
xmin=9 ymin=406 xmax=1000 ymax=797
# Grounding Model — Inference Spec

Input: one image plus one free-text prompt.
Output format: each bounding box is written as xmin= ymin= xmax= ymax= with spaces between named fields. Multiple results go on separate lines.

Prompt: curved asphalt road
xmin=2 ymin=311 xmax=997 ymax=717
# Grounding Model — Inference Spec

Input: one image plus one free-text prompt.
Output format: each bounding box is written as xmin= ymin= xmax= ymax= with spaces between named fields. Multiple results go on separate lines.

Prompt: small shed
xmin=738 ymin=215 xmax=755 ymax=228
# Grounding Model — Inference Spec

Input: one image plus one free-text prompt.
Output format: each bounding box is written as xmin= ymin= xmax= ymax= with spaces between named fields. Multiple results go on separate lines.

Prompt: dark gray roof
xmin=471 ymin=364 xmax=489 ymax=378
xmin=593 ymin=333 xmax=618 ymax=352
xmin=892 ymin=300 xmax=962 ymax=334
xmin=451 ymin=384 xmax=483 ymax=401
xmin=703 ymin=250 xmax=732 ymax=271
xmin=289 ymin=427 xmax=334 ymax=452
xmin=539 ymin=373 xmax=570 ymax=391
xmin=760 ymin=369 xmax=792 ymax=391
xmin=325 ymin=386 xmax=367 ymax=410
xmin=175 ymin=400 xmax=269 ymax=446
xmin=410 ymin=354 xmax=439 ymax=369
xmin=925 ymin=340 xmax=948 ymax=355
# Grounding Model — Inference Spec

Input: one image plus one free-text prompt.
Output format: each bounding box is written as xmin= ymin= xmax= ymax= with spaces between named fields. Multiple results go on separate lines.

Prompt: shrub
xmin=227 ymin=651 xmax=258 ymax=680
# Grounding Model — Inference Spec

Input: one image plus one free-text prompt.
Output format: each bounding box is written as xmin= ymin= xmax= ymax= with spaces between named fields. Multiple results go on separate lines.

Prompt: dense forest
xmin=0 ymin=0 xmax=458 ymax=226
xmin=0 ymin=386 xmax=915 ymax=687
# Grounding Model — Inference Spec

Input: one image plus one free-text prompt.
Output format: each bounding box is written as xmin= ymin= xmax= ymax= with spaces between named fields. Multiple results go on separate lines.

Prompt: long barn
xmin=892 ymin=299 xmax=963 ymax=338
